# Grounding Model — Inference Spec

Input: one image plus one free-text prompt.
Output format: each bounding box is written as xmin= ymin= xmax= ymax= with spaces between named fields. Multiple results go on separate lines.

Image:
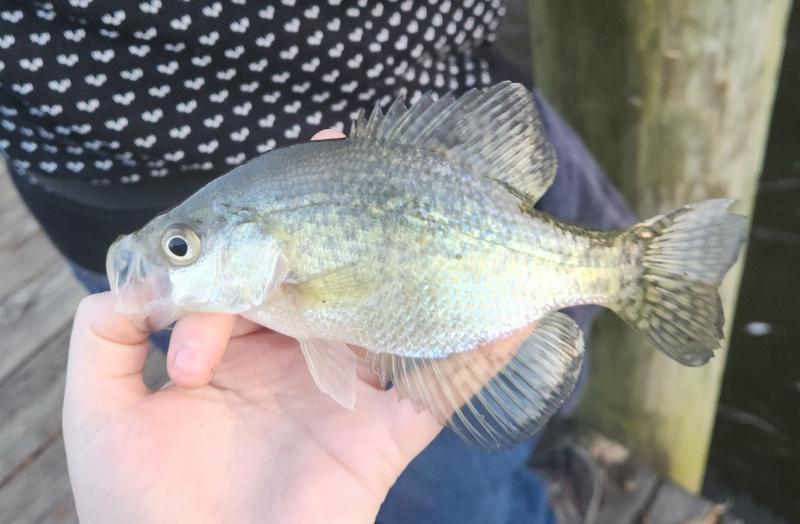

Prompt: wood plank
xmin=0 ymin=167 xmax=67 ymax=303
xmin=0 ymin=437 xmax=77 ymax=524
xmin=0 ymin=168 xmax=83 ymax=383
xmin=0 ymin=328 xmax=70 ymax=477
xmin=594 ymin=468 xmax=660 ymax=524
xmin=0 ymin=200 xmax=40 ymax=249
xmin=645 ymin=481 xmax=726 ymax=523
xmin=0 ymin=233 xmax=64 ymax=302
xmin=534 ymin=425 xmax=739 ymax=523
xmin=0 ymin=262 xmax=84 ymax=383
xmin=0 ymin=164 xmax=79 ymax=523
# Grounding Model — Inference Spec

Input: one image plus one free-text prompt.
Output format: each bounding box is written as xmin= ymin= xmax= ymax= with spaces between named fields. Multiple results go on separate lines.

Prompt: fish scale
xmin=107 ymin=82 xmax=746 ymax=449
xmin=240 ymin=141 xmax=619 ymax=357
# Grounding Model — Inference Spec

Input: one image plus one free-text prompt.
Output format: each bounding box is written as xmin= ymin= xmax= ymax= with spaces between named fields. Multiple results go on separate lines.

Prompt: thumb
xmin=64 ymin=292 xmax=151 ymax=420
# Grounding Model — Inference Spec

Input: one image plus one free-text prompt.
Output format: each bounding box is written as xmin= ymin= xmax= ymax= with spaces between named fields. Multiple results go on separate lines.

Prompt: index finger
xmin=166 ymin=313 xmax=237 ymax=388
xmin=311 ymin=129 xmax=346 ymax=141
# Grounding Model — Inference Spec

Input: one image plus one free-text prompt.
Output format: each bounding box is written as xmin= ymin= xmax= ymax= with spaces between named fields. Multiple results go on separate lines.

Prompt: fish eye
xmin=161 ymin=226 xmax=200 ymax=266
xmin=167 ymin=236 xmax=189 ymax=257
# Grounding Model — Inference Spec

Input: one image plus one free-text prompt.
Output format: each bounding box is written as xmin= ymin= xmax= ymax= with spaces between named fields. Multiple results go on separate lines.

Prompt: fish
xmin=106 ymin=82 xmax=747 ymax=449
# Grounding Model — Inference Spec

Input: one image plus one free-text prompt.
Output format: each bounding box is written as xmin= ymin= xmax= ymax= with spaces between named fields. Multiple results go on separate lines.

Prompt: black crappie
xmin=106 ymin=83 xmax=747 ymax=449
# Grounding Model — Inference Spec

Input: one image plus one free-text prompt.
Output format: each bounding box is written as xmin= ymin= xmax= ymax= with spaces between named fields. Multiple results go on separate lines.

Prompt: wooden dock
xmin=532 ymin=422 xmax=742 ymax=524
xmin=0 ymin=168 xmax=168 ymax=523
xmin=0 ymin=167 xmax=83 ymax=524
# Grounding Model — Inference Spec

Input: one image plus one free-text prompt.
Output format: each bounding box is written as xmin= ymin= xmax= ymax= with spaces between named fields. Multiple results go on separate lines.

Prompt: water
xmin=703 ymin=4 xmax=800 ymax=522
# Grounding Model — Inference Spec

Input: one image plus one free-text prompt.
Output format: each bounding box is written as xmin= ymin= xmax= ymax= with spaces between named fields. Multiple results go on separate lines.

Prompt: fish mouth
xmin=106 ymin=235 xmax=176 ymax=330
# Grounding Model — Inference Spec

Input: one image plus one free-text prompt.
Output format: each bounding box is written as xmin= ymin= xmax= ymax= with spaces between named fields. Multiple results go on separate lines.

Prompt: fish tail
xmin=612 ymin=199 xmax=747 ymax=366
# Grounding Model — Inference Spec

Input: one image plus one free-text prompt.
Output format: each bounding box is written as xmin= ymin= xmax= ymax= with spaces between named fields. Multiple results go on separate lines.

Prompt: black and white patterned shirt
xmin=1 ymin=0 xmax=506 ymax=186
xmin=0 ymin=0 xmax=518 ymax=271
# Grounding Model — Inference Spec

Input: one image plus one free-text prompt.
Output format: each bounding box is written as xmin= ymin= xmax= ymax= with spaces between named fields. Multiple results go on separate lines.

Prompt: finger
xmin=65 ymin=292 xmax=151 ymax=413
xmin=231 ymin=316 xmax=264 ymax=338
xmin=167 ymin=312 xmax=237 ymax=388
xmin=311 ymin=129 xmax=346 ymax=141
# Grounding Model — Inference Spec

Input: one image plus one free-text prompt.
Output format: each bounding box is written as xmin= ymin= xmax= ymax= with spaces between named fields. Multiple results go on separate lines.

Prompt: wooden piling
xmin=529 ymin=0 xmax=792 ymax=491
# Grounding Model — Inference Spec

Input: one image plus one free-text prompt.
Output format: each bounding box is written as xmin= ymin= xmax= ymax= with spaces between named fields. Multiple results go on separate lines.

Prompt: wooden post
xmin=529 ymin=0 xmax=791 ymax=492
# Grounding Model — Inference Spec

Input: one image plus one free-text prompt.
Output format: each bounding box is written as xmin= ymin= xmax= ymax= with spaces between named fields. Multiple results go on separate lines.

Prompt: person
xmin=2 ymin=1 xmax=634 ymax=522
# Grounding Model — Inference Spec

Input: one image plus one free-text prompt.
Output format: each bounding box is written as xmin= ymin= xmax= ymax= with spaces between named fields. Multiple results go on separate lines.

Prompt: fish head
xmin=106 ymin=201 xmax=287 ymax=330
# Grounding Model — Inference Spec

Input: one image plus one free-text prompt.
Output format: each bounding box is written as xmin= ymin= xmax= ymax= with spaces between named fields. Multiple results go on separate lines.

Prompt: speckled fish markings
xmin=107 ymin=82 xmax=747 ymax=449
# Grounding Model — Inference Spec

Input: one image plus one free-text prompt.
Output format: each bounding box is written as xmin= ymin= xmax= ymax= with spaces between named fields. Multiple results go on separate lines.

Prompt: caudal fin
xmin=614 ymin=199 xmax=747 ymax=366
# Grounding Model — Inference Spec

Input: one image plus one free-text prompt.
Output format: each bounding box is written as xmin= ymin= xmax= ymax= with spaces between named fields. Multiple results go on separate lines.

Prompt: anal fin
xmin=298 ymin=338 xmax=358 ymax=409
xmin=367 ymin=312 xmax=585 ymax=449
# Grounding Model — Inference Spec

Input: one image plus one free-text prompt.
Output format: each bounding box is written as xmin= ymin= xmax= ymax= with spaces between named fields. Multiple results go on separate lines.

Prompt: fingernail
xmin=173 ymin=346 xmax=207 ymax=376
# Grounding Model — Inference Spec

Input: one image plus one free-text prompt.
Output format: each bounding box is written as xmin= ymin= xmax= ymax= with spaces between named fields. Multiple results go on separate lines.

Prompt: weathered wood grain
xmin=645 ymin=482 xmax=726 ymax=523
xmin=0 ymin=164 xmax=79 ymax=522
xmin=594 ymin=468 xmax=660 ymax=524
xmin=0 ymin=166 xmax=67 ymax=303
xmin=0 ymin=328 xmax=70 ymax=478
xmin=0 ymin=232 xmax=64 ymax=303
xmin=0 ymin=263 xmax=84 ymax=384
xmin=0 ymin=437 xmax=77 ymax=524
xmin=535 ymin=425 xmax=739 ymax=524
xmin=0 ymin=199 xmax=40 ymax=249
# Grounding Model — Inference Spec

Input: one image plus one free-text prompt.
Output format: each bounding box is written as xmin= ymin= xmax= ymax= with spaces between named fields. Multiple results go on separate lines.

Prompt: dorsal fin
xmin=350 ymin=82 xmax=558 ymax=205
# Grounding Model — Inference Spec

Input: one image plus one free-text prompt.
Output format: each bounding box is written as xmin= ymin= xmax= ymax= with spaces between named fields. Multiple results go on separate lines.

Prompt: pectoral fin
xmin=366 ymin=312 xmax=585 ymax=449
xmin=298 ymin=338 xmax=358 ymax=410
xmin=292 ymin=265 xmax=383 ymax=308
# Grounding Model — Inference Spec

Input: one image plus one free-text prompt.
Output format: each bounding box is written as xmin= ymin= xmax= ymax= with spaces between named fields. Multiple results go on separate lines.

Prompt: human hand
xmin=63 ymin=129 xmax=541 ymax=523
xmin=63 ymin=292 xmax=442 ymax=524
xmin=63 ymin=129 xmax=446 ymax=524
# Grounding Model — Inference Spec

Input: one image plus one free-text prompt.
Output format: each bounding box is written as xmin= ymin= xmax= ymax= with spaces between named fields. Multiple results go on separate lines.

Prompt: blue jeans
xmin=70 ymin=91 xmax=633 ymax=524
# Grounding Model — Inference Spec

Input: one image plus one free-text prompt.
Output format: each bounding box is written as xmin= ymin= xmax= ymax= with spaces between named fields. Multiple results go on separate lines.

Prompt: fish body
xmin=107 ymin=83 xmax=747 ymax=449
xmin=219 ymin=139 xmax=620 ymax=359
